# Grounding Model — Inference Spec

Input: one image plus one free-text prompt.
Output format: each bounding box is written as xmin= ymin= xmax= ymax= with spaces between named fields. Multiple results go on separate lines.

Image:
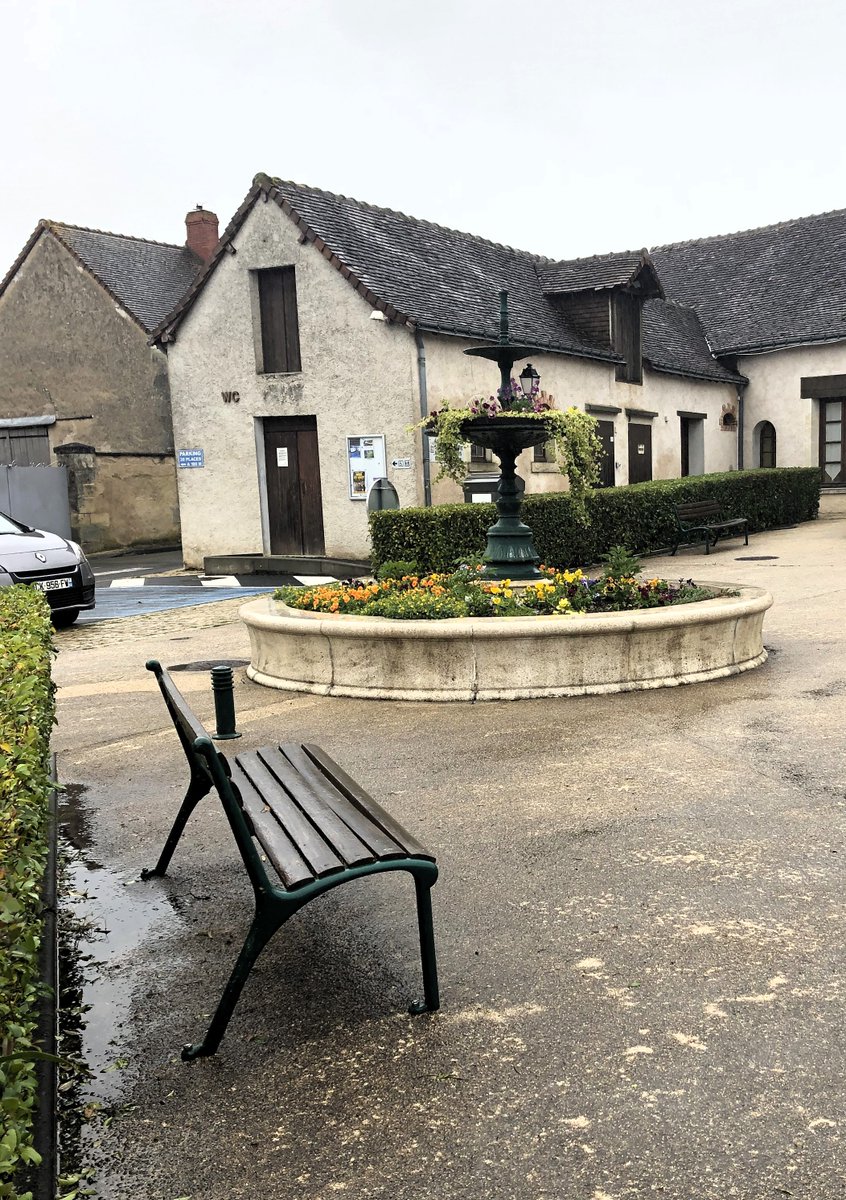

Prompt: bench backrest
xmin=146 ymin=659 xmax=214 ymax=784
xmin=675 ymin=500 xmax=722 ymax=522
xmin=146 ymin=659 xmax=273 ymax=890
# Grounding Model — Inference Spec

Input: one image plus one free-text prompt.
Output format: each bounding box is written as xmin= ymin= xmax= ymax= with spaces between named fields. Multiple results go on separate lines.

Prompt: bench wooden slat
xmin=229 ymin=758 xmax=318 ymax=890
xmin=278 ymin=743 xmax=408 ymax=861
xmin=255 ymin=746 xmax=379 ymax=869
xmin=303 ymin=744 xmax=435 ymax=863
xmin=676 ymin=501 xmax=722 ymax=520
xmin=235 ymin=749 xmax=350 ymax=879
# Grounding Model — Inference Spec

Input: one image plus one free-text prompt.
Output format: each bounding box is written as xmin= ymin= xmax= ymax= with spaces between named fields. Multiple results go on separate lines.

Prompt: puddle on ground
xmin=58 ymin=782 xmax=183 ymax=1109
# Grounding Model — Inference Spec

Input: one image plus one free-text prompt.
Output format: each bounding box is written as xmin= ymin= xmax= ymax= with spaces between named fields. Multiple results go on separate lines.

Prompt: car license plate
xmin=33 ymin=578 xmax=73 ymax=592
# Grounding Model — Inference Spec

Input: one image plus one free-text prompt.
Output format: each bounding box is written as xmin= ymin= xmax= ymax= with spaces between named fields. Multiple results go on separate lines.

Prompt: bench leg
xmin=408 ymin=876 xmax=440 ymax=1015
xmin=141 ymin=775 xmax=212 ymax=879
xmin=182 ymin=901 xmax=286 ymax=1061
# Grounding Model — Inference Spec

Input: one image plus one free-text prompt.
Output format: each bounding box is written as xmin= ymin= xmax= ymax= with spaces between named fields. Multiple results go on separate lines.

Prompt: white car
xmin=0 ymin=511 xmax=95 ymax=626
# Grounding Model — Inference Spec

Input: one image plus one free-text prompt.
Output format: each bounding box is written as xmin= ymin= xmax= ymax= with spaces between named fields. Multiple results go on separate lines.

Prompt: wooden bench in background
xmin=672 ymin=500 xmax=749 ymax=556
xmin=143 ymin=659 xmax=440 ymax=1060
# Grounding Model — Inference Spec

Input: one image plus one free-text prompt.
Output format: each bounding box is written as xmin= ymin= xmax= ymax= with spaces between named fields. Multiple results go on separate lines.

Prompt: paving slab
xmin=51 ymin=497 xmax=846 ymax=1200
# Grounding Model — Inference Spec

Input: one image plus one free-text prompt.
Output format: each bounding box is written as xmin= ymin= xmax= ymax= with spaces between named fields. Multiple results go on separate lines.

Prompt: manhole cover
xmin=734 ymin=556 xmax=779 ymax=561
xmin=169 ymin=658 xmax=250 ymax=673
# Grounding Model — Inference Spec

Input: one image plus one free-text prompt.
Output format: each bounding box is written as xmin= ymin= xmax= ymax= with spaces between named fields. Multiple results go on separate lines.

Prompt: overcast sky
xmin=3 ymin=0 xmax=846 ymax=274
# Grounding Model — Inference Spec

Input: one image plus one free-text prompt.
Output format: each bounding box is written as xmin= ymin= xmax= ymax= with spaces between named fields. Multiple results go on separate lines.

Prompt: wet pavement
xmin=51 ymin=497 xmax=846 ymax=1200
xmin=81 ymin=549 xmax=304 ymax=624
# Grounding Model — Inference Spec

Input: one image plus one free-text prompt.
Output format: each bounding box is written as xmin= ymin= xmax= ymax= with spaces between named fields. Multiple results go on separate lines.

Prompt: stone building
xmin=152 ymin=175 xmax=743 ymax=568
xmin=0 ymin=209 xmax=216 ymax=550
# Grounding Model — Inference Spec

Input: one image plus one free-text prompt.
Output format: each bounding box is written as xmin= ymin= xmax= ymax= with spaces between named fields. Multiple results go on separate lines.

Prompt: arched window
xmin=759 ymin=421 xmax=776 ymax=468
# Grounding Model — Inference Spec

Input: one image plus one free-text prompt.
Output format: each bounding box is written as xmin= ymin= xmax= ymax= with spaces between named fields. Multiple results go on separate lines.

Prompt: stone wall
xmin=0 ymin=229 xmax=180 ymax=549
xmin=54 ymin=444 xmax=179 ymax=551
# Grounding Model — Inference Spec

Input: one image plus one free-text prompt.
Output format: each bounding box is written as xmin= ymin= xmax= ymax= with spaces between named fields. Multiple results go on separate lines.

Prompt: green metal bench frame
xmin=671 ymin=500 xmax=749 ymax=556
xmin=142 ymin=659 xmax=440 ymax=1060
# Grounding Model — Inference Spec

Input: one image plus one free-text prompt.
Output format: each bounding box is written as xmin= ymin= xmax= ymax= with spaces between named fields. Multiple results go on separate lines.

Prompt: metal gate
xmin=0 ymin=465 xmax=72 ymax=539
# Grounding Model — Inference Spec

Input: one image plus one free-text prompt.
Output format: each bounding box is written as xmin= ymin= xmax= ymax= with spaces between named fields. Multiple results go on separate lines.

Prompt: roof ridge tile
xmin=653 ymin=206 xmax=846 ymax=251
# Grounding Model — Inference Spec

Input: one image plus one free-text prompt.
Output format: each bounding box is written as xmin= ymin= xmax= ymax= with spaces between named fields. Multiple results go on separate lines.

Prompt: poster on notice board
xmin=347 ymin=435 xmax=386 ymax=499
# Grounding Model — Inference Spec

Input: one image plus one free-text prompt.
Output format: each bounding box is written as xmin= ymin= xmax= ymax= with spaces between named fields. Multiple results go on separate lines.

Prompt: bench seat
xmin=143 ymin=660 xmax=440 ymax=1060
xmin=672 ymin=500 xmax=749 ymax=556
xmin=231 ymin=743 xmax=434 ymax=889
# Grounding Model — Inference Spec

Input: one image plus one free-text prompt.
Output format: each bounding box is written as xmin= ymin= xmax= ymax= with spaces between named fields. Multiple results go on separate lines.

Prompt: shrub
xmin=369 ymin=467 xmax=821 ymax=572
xmin=376 ymin=559 xmax=421 ymax=581
xmin=0 ymin=587 xmax=56 ymax=1200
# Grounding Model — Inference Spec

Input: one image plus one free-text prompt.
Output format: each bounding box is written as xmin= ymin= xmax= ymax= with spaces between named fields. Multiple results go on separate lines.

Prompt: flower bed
xmin=275 ymin=562 xmax=719 ymax=621
xmin=0 ymin=587 xmax=56 ymax=1199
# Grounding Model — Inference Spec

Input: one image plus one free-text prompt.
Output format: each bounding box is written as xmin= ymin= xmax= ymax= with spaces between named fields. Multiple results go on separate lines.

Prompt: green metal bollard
xmin=211 ymin=665 xmax=242 ymax=740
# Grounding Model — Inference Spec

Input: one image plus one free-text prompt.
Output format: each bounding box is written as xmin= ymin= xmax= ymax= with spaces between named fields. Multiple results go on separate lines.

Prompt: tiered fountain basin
xmin=240 ymin=583 xmax=772 ymax=702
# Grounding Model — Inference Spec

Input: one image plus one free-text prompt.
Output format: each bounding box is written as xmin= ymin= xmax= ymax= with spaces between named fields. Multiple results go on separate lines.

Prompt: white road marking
xmin=109 ymin=577 xmax=145 ymax=588
xmin=199 ymin=575 xmax=241 ymax=587
xmin=294 ymin=574 xmax=337 ymax=585
xmin=93 ymin=565 xmax=149 ymax=577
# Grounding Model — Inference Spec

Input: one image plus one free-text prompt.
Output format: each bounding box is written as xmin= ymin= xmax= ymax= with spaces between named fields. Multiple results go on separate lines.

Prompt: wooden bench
xmin=671 ymin=500 xmax=749 ymax=555
xmin=142 ymin=659 xmax=440 ymax=1060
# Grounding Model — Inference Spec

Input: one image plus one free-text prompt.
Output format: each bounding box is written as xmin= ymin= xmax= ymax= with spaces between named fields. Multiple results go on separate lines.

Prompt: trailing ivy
xmin=0 ymin=587 xmax=55 ymax=1200
xmin=369 ymin=467 xmax=821 ymax=573
xmin=421 ymin=396 xmax=603 ymax=523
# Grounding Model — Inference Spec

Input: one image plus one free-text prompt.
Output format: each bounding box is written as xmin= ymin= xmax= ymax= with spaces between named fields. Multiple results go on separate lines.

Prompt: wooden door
xmin=263 ymin=417 xmax=325 ymax=555
xmin=820 ymin=399 xmax=845 ymax=486
xmin=680 ymin=417 xmax=691 ymax=477
xmin=596 ymin=420 xmax=616 ymax=488
xmin=628 ymin=423 xmax=652 ymax=484
xmin=0 ymin=426 xmax=50 ymax=466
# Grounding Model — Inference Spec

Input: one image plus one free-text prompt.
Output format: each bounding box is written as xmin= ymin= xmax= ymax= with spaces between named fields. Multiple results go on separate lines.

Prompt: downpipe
xmin=415 ymin=330 xmax=432 ymax=507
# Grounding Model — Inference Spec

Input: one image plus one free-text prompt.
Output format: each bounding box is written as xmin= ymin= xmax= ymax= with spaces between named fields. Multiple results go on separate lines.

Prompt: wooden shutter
xmin=257 ymin=267 xmax=302 ymax=374
xmin=612 ymin=293 xmax=643 ymax=384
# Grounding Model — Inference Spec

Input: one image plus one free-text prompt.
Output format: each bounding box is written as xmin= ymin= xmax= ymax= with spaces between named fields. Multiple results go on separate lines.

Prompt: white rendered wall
xmin=165 ymin=200 xmax=422 ymax=567
xmin=739 ymin=341 xmax=846 ymax=469
xmin=422 ymin=335 xmax=738 ymax=504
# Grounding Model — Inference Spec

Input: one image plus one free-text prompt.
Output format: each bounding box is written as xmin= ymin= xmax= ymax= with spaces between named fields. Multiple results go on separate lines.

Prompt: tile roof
xmin=642 ymin=300 xmax=743 ymax=383
xmin=52 ymin=224 xmax=202 ymax=332
xmin=537 ymin=250 xmax=658 ymax=294
xmin=267 ymin=180 xmax=619 ymax=361
xmin=153 ymin=174 xmax=742 ymax=385
xmin=0 ymin=221 xmax=202 ymax=334
xmin=652 ymin=208 xmax=846 ymax=354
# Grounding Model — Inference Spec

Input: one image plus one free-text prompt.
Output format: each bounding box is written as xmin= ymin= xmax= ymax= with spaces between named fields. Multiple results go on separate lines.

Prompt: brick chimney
xmin=185 ymin=205 xmax=219 ymax=263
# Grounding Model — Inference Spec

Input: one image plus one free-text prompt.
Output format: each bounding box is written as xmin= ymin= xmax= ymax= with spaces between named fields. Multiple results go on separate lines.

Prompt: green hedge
xmin=369 ymin=467 xmax=821 ymax=573
xmin=0 ymin=588 xmax=55 ymax=1200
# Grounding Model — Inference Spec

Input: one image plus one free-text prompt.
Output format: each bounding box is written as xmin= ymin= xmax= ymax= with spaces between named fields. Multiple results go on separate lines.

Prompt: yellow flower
xmin=492 ymin=596 xmax=501 ymax=606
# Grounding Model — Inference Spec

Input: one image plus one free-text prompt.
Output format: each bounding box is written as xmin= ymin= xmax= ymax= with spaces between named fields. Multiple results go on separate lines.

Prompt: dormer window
xmin=611 ymin=292 xmax=643 ymax=385
xmin=539 ymin=250 xmax=662 ymax=389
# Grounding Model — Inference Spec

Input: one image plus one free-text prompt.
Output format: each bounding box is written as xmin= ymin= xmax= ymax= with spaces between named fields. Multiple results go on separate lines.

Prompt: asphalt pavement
xmin=52 ymin=497 xmax=846 ymax=1200
xmin=81 ymin=548 xmax=329 ymax=623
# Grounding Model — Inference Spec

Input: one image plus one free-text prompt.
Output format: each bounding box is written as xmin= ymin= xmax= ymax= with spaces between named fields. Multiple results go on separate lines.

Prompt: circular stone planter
xmin=241 ymin=584 xmax=773 ymax=702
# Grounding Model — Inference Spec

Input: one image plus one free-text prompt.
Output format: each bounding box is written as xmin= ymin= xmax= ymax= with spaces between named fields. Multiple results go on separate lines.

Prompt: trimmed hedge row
xmin=369 ymin=468 xmax=821 ymax=573
xmin=0 ymin=588 xmax=55 ymax=1200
